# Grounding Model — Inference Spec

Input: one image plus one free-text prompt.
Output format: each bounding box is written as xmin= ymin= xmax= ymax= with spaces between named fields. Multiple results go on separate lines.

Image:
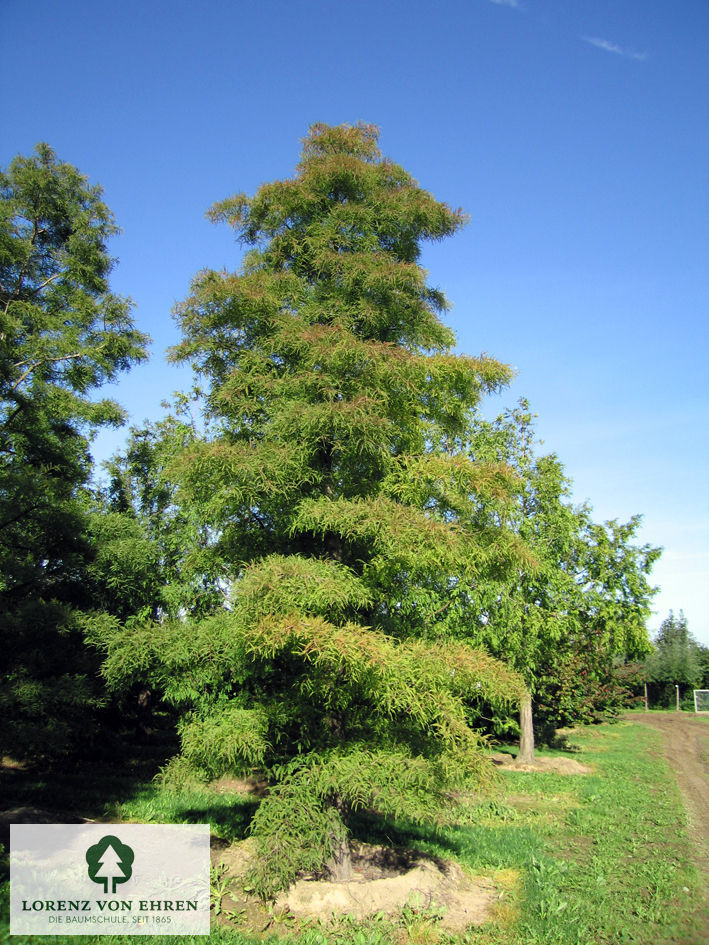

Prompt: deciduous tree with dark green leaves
xmin=0 ymin=143 xmax=149 ymax=756
xmin=95 ymin=415 xmax=225 ymax=622
xmin=465 ymin=403 xmax=584 ymax=759
xmin=466 ymin=402 xmax=659 ymax=758
xmin=92 ymin=123 xmax=527 ymax=896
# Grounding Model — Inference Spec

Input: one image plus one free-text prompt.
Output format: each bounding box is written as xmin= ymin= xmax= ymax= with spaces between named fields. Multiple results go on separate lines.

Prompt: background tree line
xmin=643 ymin=610 xmax=709 ymax=708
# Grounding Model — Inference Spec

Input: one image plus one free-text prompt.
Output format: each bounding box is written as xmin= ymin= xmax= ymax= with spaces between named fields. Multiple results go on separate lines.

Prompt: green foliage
xmin=0 ymin=143 xmax=148 ymax=422
xmin=96 ymin=574 xmax=524 ymax=896
xmin=93 ymin=123 xmax=527 ymax=896
xmin=0 ymin=144 xmax=149 ymax=757
xmin=699 ymin=646 xmax=709 ymax=689
xmin=532 ymin=653 xmax=640 ymax=739
xmin=85 ymin=509 xmax=161 ymax=622
xmin=645 ymin=611 xmax=704 ymax=705
xmin=98 ymin=416 xmax=227 ymax=619
xmin=154 ymin=754 xmax=209 ymax=792
xmin=247 ymin=747 xmax=454 ymax=898
xmin=180 ymin=705 xmax=271 ymax=775
xmin=463 ymin=402 xmax=660 ymax=741
xmin=579 ymin=516 xmax=659 ymax=660
xmin=95 ymin=586 xmax=524 ymax=768
xmin=236 ymin=554 xmax=372 ymax=619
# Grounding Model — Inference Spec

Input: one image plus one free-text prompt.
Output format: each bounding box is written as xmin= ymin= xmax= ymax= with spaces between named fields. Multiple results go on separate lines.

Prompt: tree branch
xmin=0 ymin=502 xmax=38 ymax=531
xmin=31 ymin=271 xmax=65 ymax=294
xmin=10 ymin=351 xmax=88 ymax=393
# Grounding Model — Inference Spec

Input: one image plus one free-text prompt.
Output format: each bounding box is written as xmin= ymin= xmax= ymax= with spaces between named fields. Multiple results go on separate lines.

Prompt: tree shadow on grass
xmin=173 ymin=798 xmax=258 ymax=844
xmin=0 ymin=730 xmax=179 ymax=885
xmin=348 ymin=808 xmax=540 ymax=875
xmin=1 ymin=741 xmax=177 ymax=820
xmin=348 ymin=810 xmax=464 ymax=860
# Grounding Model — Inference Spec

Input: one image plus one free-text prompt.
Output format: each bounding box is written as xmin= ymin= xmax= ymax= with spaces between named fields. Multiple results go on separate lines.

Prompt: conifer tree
xmin=645 ymin=611 xmax=703 ymax=703
xmin=0 ymin=144 xmax=149 ymax=756
xmin=94 ymin=124 xmax=526 ymax=896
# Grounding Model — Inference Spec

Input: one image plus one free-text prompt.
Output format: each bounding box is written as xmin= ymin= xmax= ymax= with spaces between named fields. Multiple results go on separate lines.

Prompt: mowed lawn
xmin=2 ymin=719 xmax=707 ymax=945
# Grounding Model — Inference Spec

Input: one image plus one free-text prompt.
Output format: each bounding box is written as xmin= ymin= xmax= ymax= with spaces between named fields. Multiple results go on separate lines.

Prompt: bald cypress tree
xmin=95 ymin=124 xmax=526 ymax=896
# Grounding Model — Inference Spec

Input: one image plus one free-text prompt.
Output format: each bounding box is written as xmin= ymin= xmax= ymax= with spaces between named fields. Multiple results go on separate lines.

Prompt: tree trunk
xmin=136 ymin=688 xmax=153 ymax=741
xmin=517 ymin=691 xmax=535 ymax=764
xmin=325 ymin=797 xmax=352 ymax=882
xmin=326 ymin=832 xmax=353 ymax=882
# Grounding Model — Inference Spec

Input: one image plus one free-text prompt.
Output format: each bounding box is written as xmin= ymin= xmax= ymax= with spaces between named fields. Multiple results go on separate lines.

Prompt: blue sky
xmin=2 ymin=0 xmax=707 ymax=643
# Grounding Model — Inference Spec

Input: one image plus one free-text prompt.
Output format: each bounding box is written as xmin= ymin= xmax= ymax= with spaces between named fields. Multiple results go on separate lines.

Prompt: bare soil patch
xmin=208 ymin=775 xmax=268 ymax=797
xmin=212 ymin=839 xmax=501 ymax=933
xmin=491 ymin=752 xmax=592 ymax=774
xmin=628 ymin=712 xmax=709 ymax=890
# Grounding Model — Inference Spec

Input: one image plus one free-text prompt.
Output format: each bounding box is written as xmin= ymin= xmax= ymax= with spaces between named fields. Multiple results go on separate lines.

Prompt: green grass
xmin=116 ymin=783 xmax=258 ymax=845
xmin=460 ymin=722 xmax=707 ymax=944
xmin=2 ymin=721 xmax=707 ymax=944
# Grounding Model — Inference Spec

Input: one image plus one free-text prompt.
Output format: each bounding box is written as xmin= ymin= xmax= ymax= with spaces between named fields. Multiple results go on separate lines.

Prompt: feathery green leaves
xmin=95 ymin=123 xmax=527 ymax=896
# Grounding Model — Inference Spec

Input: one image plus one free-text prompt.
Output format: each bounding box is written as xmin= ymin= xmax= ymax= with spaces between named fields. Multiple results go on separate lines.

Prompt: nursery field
xmin=2 ymin=717 xmax=707 ymax=945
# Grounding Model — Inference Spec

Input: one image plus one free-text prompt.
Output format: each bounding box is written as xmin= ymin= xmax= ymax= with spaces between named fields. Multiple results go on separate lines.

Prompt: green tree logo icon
xmin=86 ymin=835 xmax=135 ymax=894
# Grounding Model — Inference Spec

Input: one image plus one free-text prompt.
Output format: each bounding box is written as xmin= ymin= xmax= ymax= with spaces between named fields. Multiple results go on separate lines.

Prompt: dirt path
xmin=629 ymin=712 xmax=709 ymax=887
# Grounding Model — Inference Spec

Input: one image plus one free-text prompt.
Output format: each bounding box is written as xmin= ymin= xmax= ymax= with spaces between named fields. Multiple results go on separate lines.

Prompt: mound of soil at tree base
xmin=215 ymin=840 xmax=500 ymax=932
xmin=491 ymin=753 xmax=592 ymax=774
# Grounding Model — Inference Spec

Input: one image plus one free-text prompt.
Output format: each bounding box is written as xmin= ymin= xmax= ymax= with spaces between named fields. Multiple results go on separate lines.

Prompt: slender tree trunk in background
xmin=644 ymin=682 xmax=649 ymax=712
xmin=136 ymin=688 xmax=153 ymax=741
xmin=517 ymin=691 xmax=535 ymax=764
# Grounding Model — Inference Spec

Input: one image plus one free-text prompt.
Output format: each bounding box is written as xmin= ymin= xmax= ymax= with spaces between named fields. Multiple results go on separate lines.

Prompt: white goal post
xmin=693 ymin=690 xmax=709 ymax=713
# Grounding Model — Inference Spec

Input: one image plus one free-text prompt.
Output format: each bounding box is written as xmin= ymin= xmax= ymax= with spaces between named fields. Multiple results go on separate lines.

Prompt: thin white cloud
xmin=583 ymin=36 xmax=648 ymax=61
xmin=488 ymin=0 xmax=521 ymax=8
